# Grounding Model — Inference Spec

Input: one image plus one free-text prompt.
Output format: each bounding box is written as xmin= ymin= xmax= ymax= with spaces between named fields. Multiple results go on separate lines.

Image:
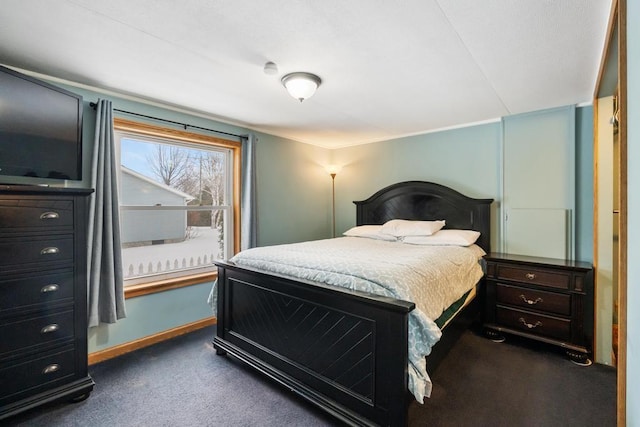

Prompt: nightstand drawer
xmin=0 ymin=310 xmax=75 ymax=356
xmin=496 ymin=306 xmax=571 ymax=341
xmin=0 ymin=271 xmax=74 ymax=313
xmin=0 ymin=348 xmax=76 ymax=402
xmin=496 ymin=283 xmax=571 ymax=316
xmin=496 ymin=265 xmax=570 ymax=290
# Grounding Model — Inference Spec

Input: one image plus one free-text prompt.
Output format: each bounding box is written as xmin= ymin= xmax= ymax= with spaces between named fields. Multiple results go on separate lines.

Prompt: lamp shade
xmin=281 ymin=72 xmax=321 ymax=102
xmin=325 ymin=164 xmax=342 ymax=175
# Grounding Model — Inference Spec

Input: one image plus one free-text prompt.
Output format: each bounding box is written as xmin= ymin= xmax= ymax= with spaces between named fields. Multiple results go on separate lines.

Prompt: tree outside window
xmin=114 ymin=119 xmax=239 ymax=293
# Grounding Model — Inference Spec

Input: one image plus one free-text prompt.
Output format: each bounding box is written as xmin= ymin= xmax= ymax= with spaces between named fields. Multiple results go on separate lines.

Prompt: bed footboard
xmin=214 ymin=260 xmax=415 ymax=427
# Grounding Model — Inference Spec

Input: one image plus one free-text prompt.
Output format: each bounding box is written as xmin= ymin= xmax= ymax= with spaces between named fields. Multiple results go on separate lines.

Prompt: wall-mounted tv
xmin=0 ymin=65 xmax=83 ymax=182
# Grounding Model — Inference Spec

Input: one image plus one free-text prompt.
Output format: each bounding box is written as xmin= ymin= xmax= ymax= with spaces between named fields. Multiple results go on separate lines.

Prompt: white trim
xmin=315 ymin=118 xmax=504 ymax=150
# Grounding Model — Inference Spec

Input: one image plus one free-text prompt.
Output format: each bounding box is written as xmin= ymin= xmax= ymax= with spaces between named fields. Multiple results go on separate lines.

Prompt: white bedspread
xmin=210 ymin=237 xmax=484 ymax=403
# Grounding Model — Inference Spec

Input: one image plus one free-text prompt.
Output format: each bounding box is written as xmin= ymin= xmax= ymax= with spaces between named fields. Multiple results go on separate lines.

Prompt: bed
xmin=212 ymin=181 xmax=493 ymax=426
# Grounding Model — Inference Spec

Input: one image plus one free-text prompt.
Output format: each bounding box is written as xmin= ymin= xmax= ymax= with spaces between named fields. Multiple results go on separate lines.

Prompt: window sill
xmin=124 ymin=271 xmax=218 ymax=299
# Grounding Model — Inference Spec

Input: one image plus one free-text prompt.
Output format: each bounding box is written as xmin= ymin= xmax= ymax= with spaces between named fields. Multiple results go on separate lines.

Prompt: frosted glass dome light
xmin=281 ymin=72 xmax=321 ymax=102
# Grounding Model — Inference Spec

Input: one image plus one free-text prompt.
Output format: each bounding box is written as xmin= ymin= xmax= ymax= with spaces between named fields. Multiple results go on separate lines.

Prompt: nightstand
xmin=483 ymin=253 xmax=594 ymax=365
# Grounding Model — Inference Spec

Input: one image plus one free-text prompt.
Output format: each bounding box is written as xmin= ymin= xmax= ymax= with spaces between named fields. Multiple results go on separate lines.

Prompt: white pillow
xmin=380 ymin=219 xmax=445 ymax=237
xmin=343 ymin=225 xmax=397 ymax=241
xmin=402 ymin=229 xmax=481 ymax=246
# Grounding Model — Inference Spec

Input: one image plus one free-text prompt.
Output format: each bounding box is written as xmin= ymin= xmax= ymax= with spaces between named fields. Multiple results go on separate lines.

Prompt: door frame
xmin=593 ymin=0 xmax=627 ymax=424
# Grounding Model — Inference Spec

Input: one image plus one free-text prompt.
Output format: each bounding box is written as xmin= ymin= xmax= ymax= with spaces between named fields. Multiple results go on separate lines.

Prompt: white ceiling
xmin=0 ymin=0 xmax=612 ymax=148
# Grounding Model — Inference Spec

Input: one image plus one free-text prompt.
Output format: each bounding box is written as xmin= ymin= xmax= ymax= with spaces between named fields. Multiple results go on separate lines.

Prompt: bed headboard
xmin=353 ymin=181 xmax=494 ymax=253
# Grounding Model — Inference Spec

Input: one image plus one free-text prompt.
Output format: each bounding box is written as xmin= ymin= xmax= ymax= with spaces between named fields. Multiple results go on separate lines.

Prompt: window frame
xmin=113 ymin=117 xmax=241 ymax=299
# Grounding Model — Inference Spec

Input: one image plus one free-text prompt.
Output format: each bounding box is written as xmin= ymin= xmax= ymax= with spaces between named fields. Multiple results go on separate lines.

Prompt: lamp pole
xmin=331 ymin=173 xmax=336 ymax=238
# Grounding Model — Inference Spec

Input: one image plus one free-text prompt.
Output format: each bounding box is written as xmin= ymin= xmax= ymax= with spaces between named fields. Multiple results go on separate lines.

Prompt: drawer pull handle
xmin=42 ymin=364 xmax=60 ymax=374
xmin=520 ymin=295 xmax=543 ymax=305
xmin=41 ymin=284 xmax=60 ymax=293
xmin=519 ymin=317 xmax=543 ymax=329
xmin=41 ymin=323 xmax=59 ymax=334
xmin=40 ymin=211 xmax=60 ymax=220
xmin=40 ymin=247 xmax=60 ymax=255
xmin=525 ymin=273 xmax=536 ymax=280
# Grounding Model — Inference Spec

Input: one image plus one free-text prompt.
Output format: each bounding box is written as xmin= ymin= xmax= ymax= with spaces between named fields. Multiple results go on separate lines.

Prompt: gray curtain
xmin=87 ymin=99 xmax=126 ymax=327
xmin=240 ymin=134 xmax=257 ymax=250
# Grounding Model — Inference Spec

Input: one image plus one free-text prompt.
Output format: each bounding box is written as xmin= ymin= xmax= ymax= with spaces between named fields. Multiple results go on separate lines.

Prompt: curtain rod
xmin=89 ymin=102 xmax=246 ymax=140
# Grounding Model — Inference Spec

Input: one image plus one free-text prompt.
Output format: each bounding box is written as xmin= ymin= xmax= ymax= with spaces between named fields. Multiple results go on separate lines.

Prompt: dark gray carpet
xmin=4 ymin=326 xmax=615 ymax=426
xmin=410 ymin=331 xmax=616 ymax=427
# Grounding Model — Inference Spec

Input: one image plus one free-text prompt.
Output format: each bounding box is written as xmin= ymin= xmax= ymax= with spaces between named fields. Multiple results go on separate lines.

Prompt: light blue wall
xmin=626 ymin=2 xmax=639 ymax=423
xmin=332 ymin=122 xmax=502 ymax=253
xmin=89 ymin=283 xmax=214 ymax=352
xmin=331 ymin=107 xmax=593 ymax=259
xmin=575 ymin=105 xmax=594 ymax=262
xmin=253 ymin=132 xmax=331 ymax=246
xmin=501 ymin=106 xmax=576 ymax=259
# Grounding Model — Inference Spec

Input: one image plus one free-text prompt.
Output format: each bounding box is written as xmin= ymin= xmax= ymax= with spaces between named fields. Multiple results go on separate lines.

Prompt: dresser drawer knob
xmin=41 ymin=284 xmax=60 ymax=293
xmin=41 ymin=323 xmax=60 ymax=334
xmin=42 ymin=364 xmax=60 ymax=374
xmin=519 ymin=317 xmax=542 ymax=329
xmin=525 ymin=273 xmax=536 ymax=280
xmin=520 ymin=295 xmax=543 ymax=305
xmin=40 ymin=247 xmax=60 ymax=255
xmin=40 ymin=211 xmax=60 ymax=220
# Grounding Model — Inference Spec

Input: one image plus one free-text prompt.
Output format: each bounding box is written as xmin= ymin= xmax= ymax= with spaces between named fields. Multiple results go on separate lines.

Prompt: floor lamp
xmin=326 ymin=165 xmax=340 ymax=238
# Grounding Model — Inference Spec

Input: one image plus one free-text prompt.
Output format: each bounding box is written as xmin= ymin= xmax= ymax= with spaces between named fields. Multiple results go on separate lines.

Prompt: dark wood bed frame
xmin=214 ymin=181 xmax=493 ymax=426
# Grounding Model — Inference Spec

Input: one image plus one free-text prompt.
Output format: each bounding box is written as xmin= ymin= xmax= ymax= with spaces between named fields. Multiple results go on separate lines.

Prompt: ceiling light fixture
xmin=281 ymin=72 xmax=321 ymax=102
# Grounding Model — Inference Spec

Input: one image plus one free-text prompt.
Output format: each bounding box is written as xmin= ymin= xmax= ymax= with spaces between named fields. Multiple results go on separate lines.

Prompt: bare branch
xmin=146 ymin=144 xmax=191 ymax=186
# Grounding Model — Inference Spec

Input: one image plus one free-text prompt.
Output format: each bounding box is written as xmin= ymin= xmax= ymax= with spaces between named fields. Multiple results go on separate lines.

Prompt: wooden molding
xmin=88 ymin=317 xmax=217 ymax=365
xmin=124 ymin=271 xmax=217 ymax=299
xmin=593 ymin=1 xmax=626 ymax=424
xmin=113 ymin=117 xmax=241 ymax=148
xmin=113 ymin=116 xmax=242 ymax=289
xmin=616 ymin=0 xmax=627 ymax=425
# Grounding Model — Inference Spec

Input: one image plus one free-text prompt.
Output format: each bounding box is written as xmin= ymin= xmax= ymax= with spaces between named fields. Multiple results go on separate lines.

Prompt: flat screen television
xmin=0 ymin=65 xmax=83 ymax=182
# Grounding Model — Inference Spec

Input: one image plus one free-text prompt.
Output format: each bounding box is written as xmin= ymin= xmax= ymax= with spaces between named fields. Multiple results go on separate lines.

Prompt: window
xmin=114 ymin=118 xmax=240 ymax=297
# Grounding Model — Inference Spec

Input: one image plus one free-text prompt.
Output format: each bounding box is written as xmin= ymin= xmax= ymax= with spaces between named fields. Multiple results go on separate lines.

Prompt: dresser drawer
xmin=0 ymin=235 xmax=74 ymax=269
xmin=0 ymin=271 xmax=74 ymax=312
xmin=0 ymin=199 xmax=73 ymax=232
xmin=496 ymin=265 xmax=570 ymax=290
xmin=496 ymin=306 xmax=571 ymax=341
xmin=0 ymin=348 xmax=76 ymax=402
xmin=0 ymin=310 xmax=75 ymax=356
xmin=496 ymin=283 xmax=571 ymax=316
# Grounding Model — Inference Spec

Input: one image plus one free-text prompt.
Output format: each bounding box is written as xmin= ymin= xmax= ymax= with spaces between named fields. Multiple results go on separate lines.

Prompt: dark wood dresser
xmin=483 ymin=253 xmax=594 ymax=365
xmin=0 ymin=185 xmax=94 ymax=420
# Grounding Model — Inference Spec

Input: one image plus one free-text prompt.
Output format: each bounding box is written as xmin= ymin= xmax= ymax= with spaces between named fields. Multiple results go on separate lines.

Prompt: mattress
xmin=435 ymin=286 xmax=476 ymax=329
xmin=210 ymin=236 xmax=485 ymax=402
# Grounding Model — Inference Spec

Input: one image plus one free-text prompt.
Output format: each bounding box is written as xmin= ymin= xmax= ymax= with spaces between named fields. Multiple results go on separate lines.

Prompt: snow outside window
xmin=115 ymin=123 xmax=236 ymax=287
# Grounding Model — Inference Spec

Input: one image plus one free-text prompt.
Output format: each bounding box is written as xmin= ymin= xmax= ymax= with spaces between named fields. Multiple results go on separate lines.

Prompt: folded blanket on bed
xmin=208 ymin=236 xmax=484 ymax=403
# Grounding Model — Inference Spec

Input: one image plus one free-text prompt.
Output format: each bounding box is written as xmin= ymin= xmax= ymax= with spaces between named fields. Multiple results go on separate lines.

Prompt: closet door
xmin=502 ymin=105 xmax=575 ymax=259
